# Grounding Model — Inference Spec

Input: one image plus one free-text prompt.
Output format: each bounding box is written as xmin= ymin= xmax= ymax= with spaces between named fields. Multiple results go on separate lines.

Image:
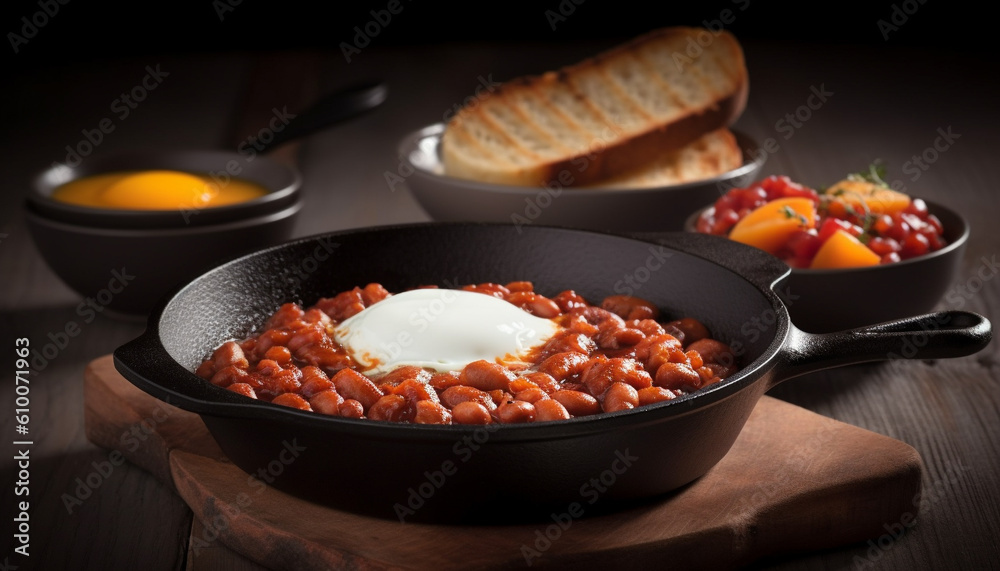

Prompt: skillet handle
xmin=771 ymin=311 xmax=992 ymax=386
xmin=629 ymin=231 xmax=791 ymax=293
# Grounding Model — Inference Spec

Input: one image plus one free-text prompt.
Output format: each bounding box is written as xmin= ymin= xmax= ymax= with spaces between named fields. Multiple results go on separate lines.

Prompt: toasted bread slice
xmin=584 ymin=128 xmax=742 ymax=188
xmin=441 ymin=27 xmax=748 ymax=187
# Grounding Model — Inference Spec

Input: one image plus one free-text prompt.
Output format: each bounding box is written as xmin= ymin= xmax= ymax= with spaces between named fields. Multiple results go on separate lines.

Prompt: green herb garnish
xmin=781 ymin=205 xmax=810 ymax=226
xmin=847 ymin=160 xmax=889 ymax=187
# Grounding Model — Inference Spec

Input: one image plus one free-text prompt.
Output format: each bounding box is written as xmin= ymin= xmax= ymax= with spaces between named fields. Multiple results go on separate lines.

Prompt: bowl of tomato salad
xmin=687 ymin=169 xmax=969 ymax=332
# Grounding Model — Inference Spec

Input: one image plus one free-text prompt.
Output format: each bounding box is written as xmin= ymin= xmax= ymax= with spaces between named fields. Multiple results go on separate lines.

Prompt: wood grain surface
xmin=83 ymin=355 xmax=923 ymax=571
xmin=1 ymin=29 xmax=998 ymax=571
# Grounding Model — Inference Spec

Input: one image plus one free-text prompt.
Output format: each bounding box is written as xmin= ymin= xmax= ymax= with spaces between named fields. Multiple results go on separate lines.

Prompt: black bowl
xmin=24 ymin=149 xmax=304 ymax=316
xmin=27 ymin=149 xmax=301 ymax=229
xmin=684 ymin=200 xmax=970 ymax=333
xmin=398 ymin=124 xmax=765 ymax=233
xmin=25 ymin=198 xmax=302 ymax=316
xmin=113 ymin=223 xmax=990 ymax=523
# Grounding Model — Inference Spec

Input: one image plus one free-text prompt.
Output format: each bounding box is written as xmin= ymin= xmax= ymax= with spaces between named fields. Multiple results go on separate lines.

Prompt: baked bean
xmin=264 ymin=303 xmax=304 ymax=329
xmin=413 ymin=401 xmax=452 ymax=425
xmin=252 ymin=329 xmax=291 ymax=360
xmin=255 ymin=359 xmax=283 ymax=377
xmin=378 ymin=365 xmax=432 ymax=387
xmin=541 ymin=332 xmax=595 ymax=357
xmin=212 ymin=341 xmax=248 ymax=371
xmin=309 ymin=389 xmax=343 ymax=416
xmin=602 ymin=382 xmax=639 ymax=412
xmin=601 ymin=295 xmax=661 ymax=321
xmin=339 ymin=399 xmax=364 ymax=418
xmin=257 ymin=369 xmax=302 ymax=399
xmin=452 ymin=401 xmax=492 ymax=425
xmin=602 ymin=348 xmax=638 ymax=362
xmin=506 ymin=291 xmax=561 ymax=318
xmin=392 ymin=378 xmax=440 ymax=404
xmin=226 ymin=383 xmax=257 ymax=399
xmin=239 ymin=372 xmax=265 ymax=392
xmin=536 ymin=352 xmax=590 ymax=382
xmin=299 ymin=366 xmax=334 ymax=398
xmin=566 ymin=314 xmax=600 ymax=337
xmin=271 ymin=393 xmax=311 ymax=411
xmin=579 ymin=355 xmax=609 ymax=393
xmin=550 ymin=390 xmax=600 ymax=416
xmin=582 ymin=357 xmax=652 ymax=397
xmin=264 ymin=345 xmax=293 ymax=367
xmin=654 ymin=362 xmax=702 ymax=392
xmin=519 ymin=371 xmax=560 ymax=393
xmin=296 ymin=344 xmax=352 ymax=375
xmin=211 ymin=364 xmax=250 ymax=388
xmin=331 ymin=369 xmax=383 ymax=410
xmin=441 ymin=385 xmax=495 ymax=410
xmin=534 ymin=399 xmax=571 ymax=421
xmin=637 ymin=386 xmax=677 ymax=405
xmin=360 ymin=283 xmax=391 ymax=305
xmin=287 ymin=324 xmax=327 ymax=352
xmin=571 ymin=306 xmax=621 ymax=327
xmin=495 ymin=401 xmax=536 ymax=424
xmin=459 ymin=360 xmax=515 ymax=391
xmin=668 ymin=318 xmax=710 ymax=345
xmin=696 ymin=366 xmax=720 ymax=384
xmin=315 ymin=288 xmax=365 ymax=321
xmin=686 ymin=350 xmax=704 ymax=370
xmin=505 ymin=281 xmax=534 ymax=293
xmin=369 ymin=394 xmax=412 ymax=422
xmin=462 ymin=282 xmax=510 ymax=298
xmin=514 ymin=387 xmax=548 ymax=404
xmin=687 ymin=372 xmax=716 ymax=392
xmin=302 ymin=308 xmax=332 ymax=327
xmin=504 ymin=379 xmax=534 ymax=397
xmin=632 ymin=319 xmax=666 ymax=337
xmin=552 ymin=290 xmax=589 ymax=313
xmin=645 ymin=345 xmax=688 ymax=376
xmin=488 ymin=390 xmax=514 ymax=407
xmin=686 ymin=338 xmax=734 ymax=366
xmin=595 ymin=324 xmax=645 ymax=350
xmin=429 ymin=370 xmax=462 ymax=390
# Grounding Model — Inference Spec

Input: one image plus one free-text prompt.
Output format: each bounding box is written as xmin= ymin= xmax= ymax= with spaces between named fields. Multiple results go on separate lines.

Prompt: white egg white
xmin=332 ymin=288 xmax=561 ymax=376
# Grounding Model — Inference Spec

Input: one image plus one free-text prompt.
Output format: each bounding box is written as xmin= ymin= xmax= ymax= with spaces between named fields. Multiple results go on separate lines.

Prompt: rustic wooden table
xmin=1 ymin=28 xmax=997 ymax=571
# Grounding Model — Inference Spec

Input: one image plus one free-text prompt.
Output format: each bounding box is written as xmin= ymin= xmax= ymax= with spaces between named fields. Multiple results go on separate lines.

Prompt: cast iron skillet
xmin=113 ymin=223 xmax=992 ymax=524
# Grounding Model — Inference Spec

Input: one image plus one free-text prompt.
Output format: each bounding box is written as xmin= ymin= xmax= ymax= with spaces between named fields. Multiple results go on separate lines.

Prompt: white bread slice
xmin=441 ymin=27 xmax=748 ymax=187
xmin=584 ymin=128 xmax=742 ymax=189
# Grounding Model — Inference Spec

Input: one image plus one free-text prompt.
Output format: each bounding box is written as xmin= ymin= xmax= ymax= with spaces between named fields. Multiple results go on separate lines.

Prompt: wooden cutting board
xmin=83 ymin=355 xmax=923 ymax=570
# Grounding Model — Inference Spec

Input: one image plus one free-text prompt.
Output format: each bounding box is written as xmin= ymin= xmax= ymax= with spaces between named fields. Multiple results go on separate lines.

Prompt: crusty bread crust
xmin=585 ymin=128 xmax=743 ymax=189
xmin=441 ymin=27 xmax=748 ymax=187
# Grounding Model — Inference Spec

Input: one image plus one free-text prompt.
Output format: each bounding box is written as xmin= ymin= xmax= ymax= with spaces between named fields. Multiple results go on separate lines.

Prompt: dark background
xmin=2 ymin=0 xmax=991 ymax=74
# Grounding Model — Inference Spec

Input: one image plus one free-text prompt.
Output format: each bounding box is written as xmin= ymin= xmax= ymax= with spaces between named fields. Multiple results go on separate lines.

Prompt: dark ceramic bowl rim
xmin=684 ymin=200 xmax=970 ymax=275
xmin=24 ymin=196 xmax=305 ymax=237
xmin=27 ymin=149 xmax=302 ymax=229
xmin=398 ymin=123 xmax=765 ymax=197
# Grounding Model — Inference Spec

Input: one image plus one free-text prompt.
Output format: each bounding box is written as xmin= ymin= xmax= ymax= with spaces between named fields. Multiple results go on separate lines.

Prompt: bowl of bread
xmin=399 ymin=26 xmax=763 ymax=233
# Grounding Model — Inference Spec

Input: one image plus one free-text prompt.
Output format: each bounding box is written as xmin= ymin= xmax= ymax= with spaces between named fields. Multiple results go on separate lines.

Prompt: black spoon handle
xmin=258 ymin=80 xmax=388 ymax=153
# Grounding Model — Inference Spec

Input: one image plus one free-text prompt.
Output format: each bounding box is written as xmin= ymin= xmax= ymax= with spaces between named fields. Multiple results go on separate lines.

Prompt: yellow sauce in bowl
xmin=51 ymin=170 xmax=268 ymax=210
